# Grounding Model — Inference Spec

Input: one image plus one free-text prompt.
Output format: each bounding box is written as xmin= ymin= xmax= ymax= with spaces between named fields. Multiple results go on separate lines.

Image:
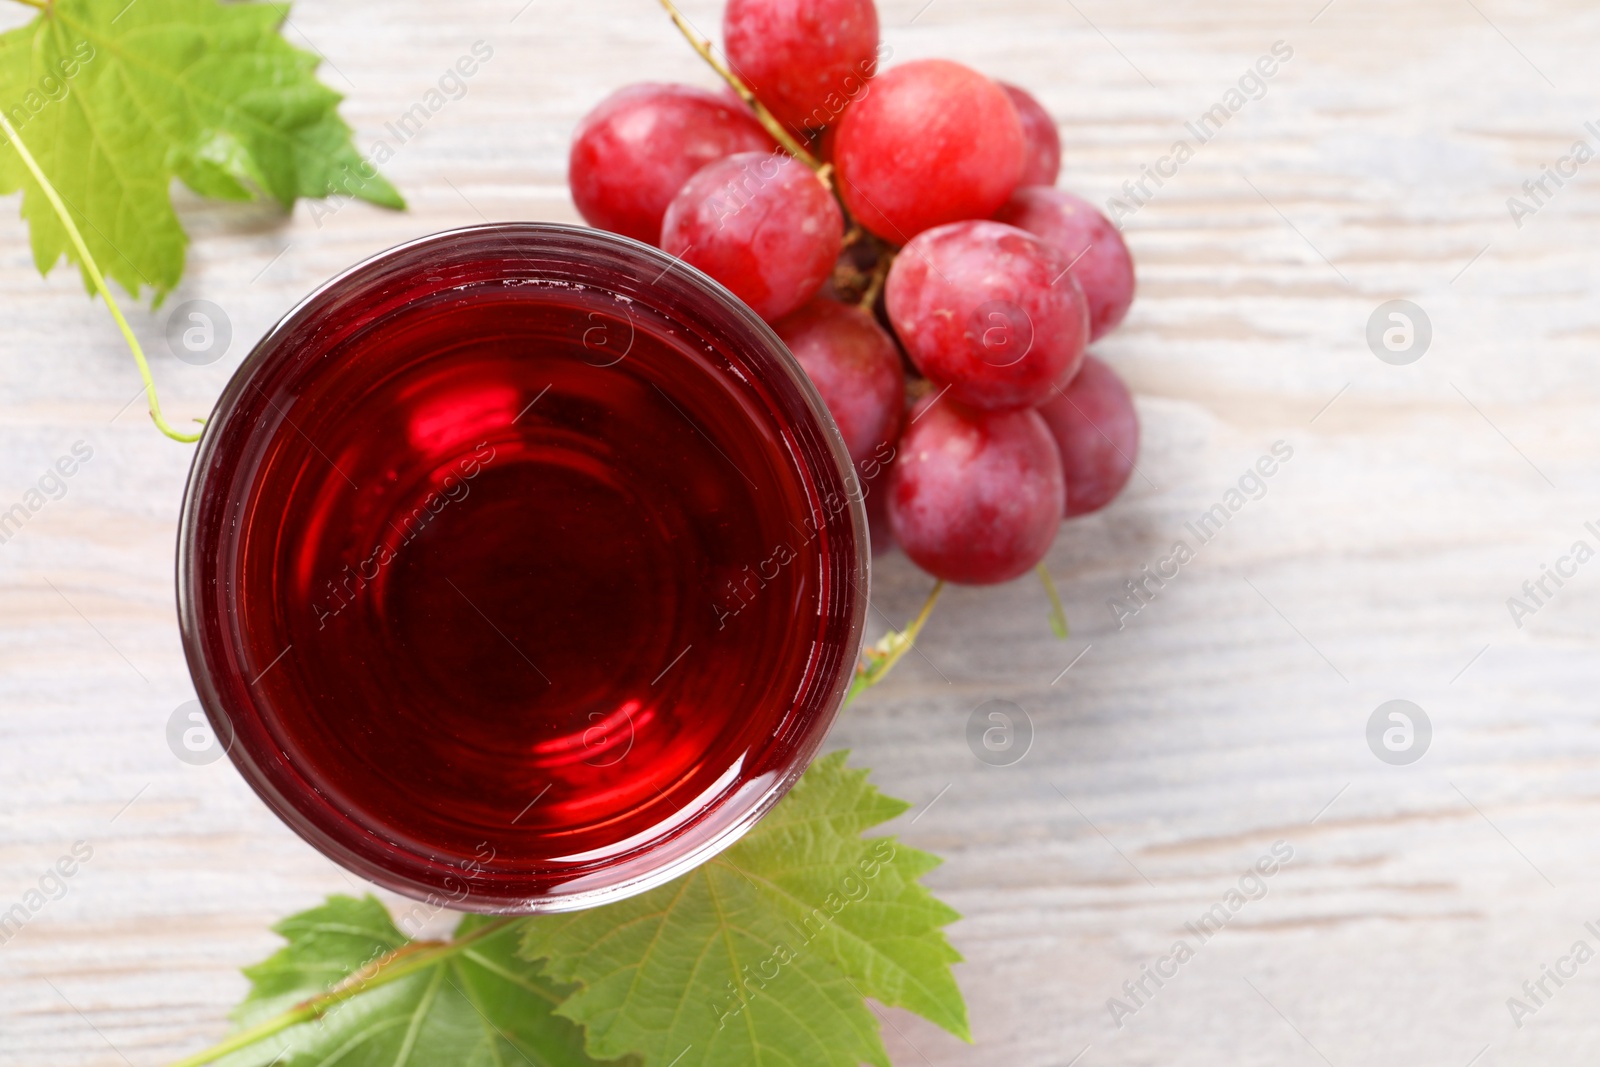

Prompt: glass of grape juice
xmin=177 ymin=223 xmax=868 ymax=912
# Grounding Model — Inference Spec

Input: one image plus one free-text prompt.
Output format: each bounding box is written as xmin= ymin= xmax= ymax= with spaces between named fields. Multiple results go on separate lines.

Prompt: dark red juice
xmin=179 ymin=225 xmax=867 ymax=910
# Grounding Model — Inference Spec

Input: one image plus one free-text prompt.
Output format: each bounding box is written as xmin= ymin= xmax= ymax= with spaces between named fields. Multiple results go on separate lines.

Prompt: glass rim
xmin=175 ymin=221 xmax=871 ymax=913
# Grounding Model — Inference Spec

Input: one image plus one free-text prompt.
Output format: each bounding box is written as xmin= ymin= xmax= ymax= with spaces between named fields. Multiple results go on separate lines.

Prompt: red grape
xmin=994 ymin=186 xmax=1135 ymax=341
xmin=885 ymin=220 xmax=1088 ymax=411
xmin=724 ymin=0 xmax=880 ymax=133
xmin=774 ymin=296 xmax=904 ymax=468
xmin=833 ymin=60 xmax=1025 ymax=242
xmin=999 ymin=82 xmax=1061 ymax=186
xmin=888 ymin=397 xmax=1064 ymax=584
xmin=1037 ymin=355 xmax=1139 ymax=517
xmin=660 ymin=151 xmax=843 ymax=322
xmin=569 ymin=83 xmax=774 ymax=244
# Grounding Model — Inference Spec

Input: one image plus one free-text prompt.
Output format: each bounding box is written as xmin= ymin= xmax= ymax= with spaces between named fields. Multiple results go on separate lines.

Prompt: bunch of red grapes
xmin=569 ymin=0 xmax=1138 ymax=587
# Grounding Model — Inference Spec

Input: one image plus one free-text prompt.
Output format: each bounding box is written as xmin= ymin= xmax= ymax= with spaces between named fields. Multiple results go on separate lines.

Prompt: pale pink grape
xmin=1037 ymin=356 xmax=1139 ymax=517
xmin=888 ymin=397 xmax=1064 ymax=585
xmin=994 ymin=186 xmax=1135 ymax=340
xmin=999 ymin=83 xmax=1061 ymax=186
xmin=774 ymin=296 xmax=904 ymax=469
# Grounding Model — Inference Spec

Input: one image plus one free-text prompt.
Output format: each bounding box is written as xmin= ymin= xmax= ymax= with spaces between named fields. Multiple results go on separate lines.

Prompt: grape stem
xmin=856 ymin=248 xmax=894 ymax=310
xmin=162 ymin=916 xmax=523 ymax=1067
xmin=656 ymin=0 xmax=826 ymax=179
xmin=1037 ymin=563 xmax=1069 ymax=639
xmin=0 ymin=109 xmax=203 ymax=443
xmin=844 ymin=580 xmax=944 ymax=706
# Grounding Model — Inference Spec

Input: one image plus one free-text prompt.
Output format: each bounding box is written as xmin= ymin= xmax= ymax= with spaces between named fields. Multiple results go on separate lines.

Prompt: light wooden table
xmin=3 ymin=0 xmax=1599 ymax=1064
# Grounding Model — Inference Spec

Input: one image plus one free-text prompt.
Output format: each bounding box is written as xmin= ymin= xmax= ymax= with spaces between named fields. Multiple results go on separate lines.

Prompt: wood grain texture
xmin=2 ymin=0 xmax=1599 ymax=1063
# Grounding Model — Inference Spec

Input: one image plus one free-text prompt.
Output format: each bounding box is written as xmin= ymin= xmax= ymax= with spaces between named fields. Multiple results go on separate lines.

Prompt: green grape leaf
xmin=729 ymin=752 xmax=968 ymax=1039
xmin=520 ymin=752 xmax=969 ymax=1067
xmin=0 ymin=0 xmax=402 ymax=303
xmin=213 ymin=895 xmax=617 ymax=1067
